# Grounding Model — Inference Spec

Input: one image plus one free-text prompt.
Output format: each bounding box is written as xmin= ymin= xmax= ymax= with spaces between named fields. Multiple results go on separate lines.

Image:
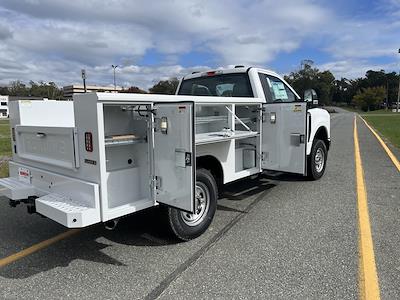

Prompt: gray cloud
xmin=0 ymin=24 xmax=12 ymax=40
xmin=0 ymin=0 xmax=398 ymax=88
xmin=86 ymin=41 xmax=108 ymax=49
xmin=318 ymin=60 xmax=399 ymax=79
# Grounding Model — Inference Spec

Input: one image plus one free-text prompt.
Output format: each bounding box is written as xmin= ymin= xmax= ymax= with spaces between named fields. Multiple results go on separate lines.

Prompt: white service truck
xmin=0 ymin=66 xmax=330 ymax=240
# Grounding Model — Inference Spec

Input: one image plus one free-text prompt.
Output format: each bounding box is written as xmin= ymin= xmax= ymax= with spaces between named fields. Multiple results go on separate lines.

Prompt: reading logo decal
xmin=293 ymin=105 xmax=302 ymax=112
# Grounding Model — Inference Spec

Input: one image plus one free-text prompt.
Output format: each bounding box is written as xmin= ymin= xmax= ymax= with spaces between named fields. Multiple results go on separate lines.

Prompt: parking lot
xmin=0 ymin=108 xmax=399 ymax=299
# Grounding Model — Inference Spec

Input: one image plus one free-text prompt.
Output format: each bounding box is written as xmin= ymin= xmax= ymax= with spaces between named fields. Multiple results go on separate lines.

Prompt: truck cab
xmin=177 ymin=66 xmax=330 ymax=179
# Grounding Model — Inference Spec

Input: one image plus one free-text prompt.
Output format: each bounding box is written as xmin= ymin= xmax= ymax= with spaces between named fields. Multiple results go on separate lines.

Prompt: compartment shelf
xmin=196 ymin=130 xmax=259 ymax=145
xmin=196 ymin=116 xmax=252 ymax=125
xmin=195 ymin=115 xmax=228 ymax=125
xmin=105 ymin=135 xmax=146 ymax=147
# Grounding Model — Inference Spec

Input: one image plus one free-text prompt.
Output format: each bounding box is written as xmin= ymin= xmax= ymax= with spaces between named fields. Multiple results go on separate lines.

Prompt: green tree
xmin=8 ymin=80 xmax=29 ymax=96
xmin=149 ymin=77 xmax=179 ymax=95
xmin=348 ymin=70 xmax=400 ymax=108
xmin=352 ymin=86 xmax=386 ymax=111
xmin=4 ymin=80 xmax=63 ymax=99
xmin=121 ymin=86 xmax=147 ymax=94
xmin=284 ymin=64 xmax=335 ymax=105
xmin=29 ymin=81 xmax=63 ymax=99
xmin=0 ymin=86 xmax=9 ymax=95
xmin=44 ymin=81 xmax=63 ymax=99
xmin=314 ymin=70 xmax=335 ymax=105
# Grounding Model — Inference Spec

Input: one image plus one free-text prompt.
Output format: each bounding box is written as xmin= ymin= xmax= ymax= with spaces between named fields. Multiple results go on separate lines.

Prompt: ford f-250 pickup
xmin=0 ymin=66 xmax=330 ymax=240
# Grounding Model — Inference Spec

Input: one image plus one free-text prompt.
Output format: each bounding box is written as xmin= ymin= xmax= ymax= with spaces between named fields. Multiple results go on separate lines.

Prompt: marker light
xmin=270 ymin=112 xmax=276 ymax=124
xmin=85 ymin=132 xmax=93 ymax=152
xmin=160 ymin=117 xmax=168 ymax=134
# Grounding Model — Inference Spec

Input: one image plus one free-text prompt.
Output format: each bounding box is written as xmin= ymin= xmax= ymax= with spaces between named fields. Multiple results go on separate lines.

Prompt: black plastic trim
xmin=304 ymin=104 xmax=308 ymax=176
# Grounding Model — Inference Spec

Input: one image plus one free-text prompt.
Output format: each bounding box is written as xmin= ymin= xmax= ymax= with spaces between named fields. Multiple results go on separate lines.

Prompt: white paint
xmin=307 ymin=108 xmax=330 ymax=155
xmin=18 ymin=100 xmax=74 ymax=127
xmin=0 ymin=67 xmax=331 ymax=230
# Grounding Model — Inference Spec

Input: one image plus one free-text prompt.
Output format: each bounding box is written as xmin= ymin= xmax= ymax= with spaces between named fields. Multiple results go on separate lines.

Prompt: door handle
xmin=270 ymin=112 xmax=276 ymax=123
xmin=36 ymin=132 xmax=46 ymax=138
xmin=290 ymin=134 xmax=305 ymax=146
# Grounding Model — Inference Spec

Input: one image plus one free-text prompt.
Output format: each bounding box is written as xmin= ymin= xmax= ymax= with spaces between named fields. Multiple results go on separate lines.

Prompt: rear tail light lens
xmin=85 ymin=132 xmax=93 ymax=152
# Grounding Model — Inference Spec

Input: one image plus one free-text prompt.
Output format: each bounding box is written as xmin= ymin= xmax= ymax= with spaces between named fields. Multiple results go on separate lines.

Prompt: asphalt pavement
xmin=0 ymin=108 xmax=399 ymax=299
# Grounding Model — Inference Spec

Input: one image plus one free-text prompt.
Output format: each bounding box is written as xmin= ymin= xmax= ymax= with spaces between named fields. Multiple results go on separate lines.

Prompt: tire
xmin=167 ymin=168 xmax=217 ymax=241
xmin=307 ymin=139 xmax=327 ymax=180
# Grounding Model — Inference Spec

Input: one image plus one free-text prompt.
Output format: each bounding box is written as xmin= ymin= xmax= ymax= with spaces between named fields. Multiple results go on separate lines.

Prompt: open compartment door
xmin=153 ymin=102 xmax=195 ymax=213
xmin=262 ymin=102 xmax=307 ymax=175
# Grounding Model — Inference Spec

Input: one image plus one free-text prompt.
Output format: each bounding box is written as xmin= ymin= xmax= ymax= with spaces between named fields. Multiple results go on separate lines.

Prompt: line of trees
xmin=0 ymin=80 xmax=64 ymax=99
xmin=0 ymin=67 xmax=398 ymax=111
xmin=0 ymin=78 xmax=180 ymax=98
xmin=285 ymin=64 xmax=399 ymax=111
xmin=119 ymin=78 xmax=179 ymax=95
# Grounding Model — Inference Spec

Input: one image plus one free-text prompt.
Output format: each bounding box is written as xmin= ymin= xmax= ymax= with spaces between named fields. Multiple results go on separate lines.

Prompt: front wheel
xmin=307 ymin=139 xmax=327 ymax=180
xmin=166 ymin=168 xmax=217 ymax=241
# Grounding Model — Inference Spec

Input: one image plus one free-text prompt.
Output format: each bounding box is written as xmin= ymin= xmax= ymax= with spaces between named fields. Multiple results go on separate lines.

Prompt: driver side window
xmin=258 ymin=73 xmax=296 ymax=103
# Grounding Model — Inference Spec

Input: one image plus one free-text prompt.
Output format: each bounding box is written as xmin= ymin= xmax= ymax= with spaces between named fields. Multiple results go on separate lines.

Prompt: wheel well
xmin=314 ymin=127 xmax=329 ymax=150
xmin=196 ymin=155 xmax=223 ymax=188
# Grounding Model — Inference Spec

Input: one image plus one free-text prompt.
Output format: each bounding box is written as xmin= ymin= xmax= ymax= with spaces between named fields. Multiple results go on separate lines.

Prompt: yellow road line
xmin=354 ymin=117 xmax=380 ymax=300
xmin=359 ymin=116 xmax=400 ymax=172
xmin=0 ymin=229 xmax=81 ymax=268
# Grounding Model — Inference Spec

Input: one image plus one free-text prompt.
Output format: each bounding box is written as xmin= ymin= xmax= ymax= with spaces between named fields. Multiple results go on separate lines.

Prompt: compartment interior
xmin=235 ymin=137 xmax=258 ymax=172
xmin=195 ymin=104 xmax=231 ymax=134
xmin=234 ymin=104 xmax=260 ymax=132
xmin=103 ymin=104 xmax=152 ymax=209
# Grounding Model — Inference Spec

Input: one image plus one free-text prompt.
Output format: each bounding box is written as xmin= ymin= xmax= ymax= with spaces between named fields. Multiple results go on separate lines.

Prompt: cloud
xmin=0 ymin=0 xmax=332 ymax=87
xmin=0 ymin=23 xmax=12 ymax=40
xmin=0 ymin=0 xmax=398 ymax=88
xmin=318 ymin=60 xmax=399 ymax=79
xmin=321 ymin=19 xmax=400 ymax=61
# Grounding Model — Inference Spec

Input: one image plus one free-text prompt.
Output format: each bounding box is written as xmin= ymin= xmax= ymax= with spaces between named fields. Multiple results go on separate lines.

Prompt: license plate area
xmin=15 ymin=125 xmax=78 ymax=169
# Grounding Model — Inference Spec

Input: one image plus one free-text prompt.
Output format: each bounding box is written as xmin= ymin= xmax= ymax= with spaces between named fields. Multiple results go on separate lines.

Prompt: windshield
xmin=178 ymin=73 xmax=253 ymax=97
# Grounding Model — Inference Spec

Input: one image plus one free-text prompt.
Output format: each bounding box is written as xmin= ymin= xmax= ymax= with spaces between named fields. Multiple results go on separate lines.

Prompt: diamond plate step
xmin=36 ymin=193 xmax=100 ymax=228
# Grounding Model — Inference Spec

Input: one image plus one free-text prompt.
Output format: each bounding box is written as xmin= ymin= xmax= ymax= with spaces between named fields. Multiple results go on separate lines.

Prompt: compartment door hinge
xmin=261 ymin=152 xmax=267 ymax=161
xmin=152 ymin=176 xmax=161 ymax=190
xmin=261 ymin=108 xmax=267 ymax=123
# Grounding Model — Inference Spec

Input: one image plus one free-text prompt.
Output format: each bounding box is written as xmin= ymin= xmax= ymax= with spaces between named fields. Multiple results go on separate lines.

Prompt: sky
xmin=0 ymin=0 xmax=399 ymax=90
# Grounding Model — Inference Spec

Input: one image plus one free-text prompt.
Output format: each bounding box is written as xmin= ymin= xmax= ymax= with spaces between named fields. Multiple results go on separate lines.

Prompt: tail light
xmin=85 ymin=132 xmax=93 ymax=152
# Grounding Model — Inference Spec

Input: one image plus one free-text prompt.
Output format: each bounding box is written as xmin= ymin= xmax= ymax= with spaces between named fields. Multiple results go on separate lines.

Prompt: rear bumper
xmin=0 ymin=177 xmax=35 ymax=200
xmin=0 ymin=161 xmax=101 ymax=228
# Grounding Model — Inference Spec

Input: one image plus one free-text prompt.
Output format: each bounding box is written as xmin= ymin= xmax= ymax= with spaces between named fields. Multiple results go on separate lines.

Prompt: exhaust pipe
xmin=104 ymin=219 xmax=119 ymax=230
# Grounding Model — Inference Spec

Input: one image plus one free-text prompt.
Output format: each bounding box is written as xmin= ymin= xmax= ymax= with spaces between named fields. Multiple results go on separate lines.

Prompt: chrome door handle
xmin=270 ymin=112 xmax=276 ymax=123
xmin=36 ymin=132 xmax=46 ymax=138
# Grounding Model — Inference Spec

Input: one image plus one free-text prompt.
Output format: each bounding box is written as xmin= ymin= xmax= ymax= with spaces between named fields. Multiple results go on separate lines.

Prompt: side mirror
xmin=304 ymin=89 xmax=318 ymax=107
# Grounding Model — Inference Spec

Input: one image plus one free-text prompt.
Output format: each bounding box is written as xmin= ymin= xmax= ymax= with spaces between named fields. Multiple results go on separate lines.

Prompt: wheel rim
xmin=181 ymin=182 xmax=210 ymax=227
xmin=315 ymin=148 xmax=325 ymax=173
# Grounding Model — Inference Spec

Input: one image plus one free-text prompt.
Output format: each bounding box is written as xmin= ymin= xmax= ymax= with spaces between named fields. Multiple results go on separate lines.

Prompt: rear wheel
xmin=167 ymin=168 xmax=217 ymax=241
xmin=308 ymin=139 xmax=327 ymax=180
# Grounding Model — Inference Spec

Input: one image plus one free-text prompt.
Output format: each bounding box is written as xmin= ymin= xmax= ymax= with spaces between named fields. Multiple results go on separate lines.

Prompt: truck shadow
xmin=262 ymin=172 xmax=307 ymax=182
xmin=0 ymin=176 xmax=278 ymax=279
xmin=222 ymin=175 xmax=277 ymax=201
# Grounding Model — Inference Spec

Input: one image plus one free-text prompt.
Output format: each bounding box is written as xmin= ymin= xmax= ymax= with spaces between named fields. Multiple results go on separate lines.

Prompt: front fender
xmin=306 ymin=108 xmax=330 ymax=155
